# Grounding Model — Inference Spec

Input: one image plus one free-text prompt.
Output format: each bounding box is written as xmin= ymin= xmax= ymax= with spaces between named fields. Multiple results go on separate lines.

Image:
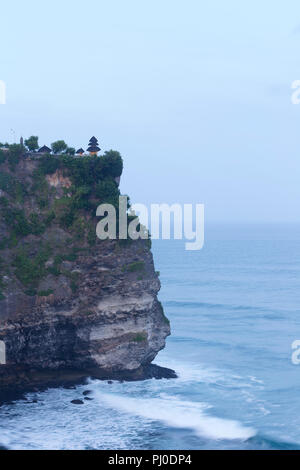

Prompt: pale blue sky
xmin=1 ymin=0 xmax=300 ymax=222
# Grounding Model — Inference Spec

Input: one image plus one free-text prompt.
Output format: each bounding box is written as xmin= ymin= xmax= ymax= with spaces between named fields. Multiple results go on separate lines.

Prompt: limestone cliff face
xmin=0 ymin=150 xmax=173 ymax=393
xmin=0 ymin=239 xmax=170 ymax=378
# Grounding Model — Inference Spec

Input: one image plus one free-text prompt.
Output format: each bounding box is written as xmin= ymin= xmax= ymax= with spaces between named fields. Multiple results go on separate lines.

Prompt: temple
xmin=19 ymin=136 xmax=103 ymax=158
xmin=38 ymin=145 xmax=51 ymax=153
xmin=87 ymin=136 xmax=100 ymax=155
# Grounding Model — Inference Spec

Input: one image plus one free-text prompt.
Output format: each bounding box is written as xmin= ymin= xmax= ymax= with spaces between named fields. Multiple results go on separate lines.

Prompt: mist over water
xmin=1 ymin=224 xmax=300 ymax=450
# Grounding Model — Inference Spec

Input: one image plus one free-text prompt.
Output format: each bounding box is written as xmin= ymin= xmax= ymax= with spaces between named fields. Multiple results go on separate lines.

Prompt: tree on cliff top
xmin=51 ymin=140 xmax=68 ymax=154
xmin=25 ymin=136 xmax=39 ymax=152
xmin=65 ymin=147 xmax=76 ymax=155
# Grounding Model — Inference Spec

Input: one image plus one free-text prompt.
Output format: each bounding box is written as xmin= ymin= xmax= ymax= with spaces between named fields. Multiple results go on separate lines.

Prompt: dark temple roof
xmin=38 ymin=145 xmax=51 ymax=153
xmin=76 ymin=148 xmax=85 ymax=154
xmin=87 ymin=145 xmax=100 ymax=152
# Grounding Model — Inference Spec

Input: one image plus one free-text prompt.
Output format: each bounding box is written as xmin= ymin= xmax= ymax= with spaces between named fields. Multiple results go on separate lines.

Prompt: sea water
xmin=1 ymin=224 xmax=300 ymax=450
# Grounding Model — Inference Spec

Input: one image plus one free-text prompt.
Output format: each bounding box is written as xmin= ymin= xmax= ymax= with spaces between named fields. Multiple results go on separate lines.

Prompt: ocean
xmin=1 ymin=224 xmax=300 ymax=450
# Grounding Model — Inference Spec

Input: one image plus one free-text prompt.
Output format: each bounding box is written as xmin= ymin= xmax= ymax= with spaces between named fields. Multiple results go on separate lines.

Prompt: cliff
xmin=0 ymin=147 xmax=174 ymax=398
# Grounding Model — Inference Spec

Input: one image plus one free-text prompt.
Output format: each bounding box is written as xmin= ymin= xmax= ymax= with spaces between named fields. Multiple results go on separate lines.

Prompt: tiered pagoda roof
xmin=87 ymin=136 xmax=100 ymax=153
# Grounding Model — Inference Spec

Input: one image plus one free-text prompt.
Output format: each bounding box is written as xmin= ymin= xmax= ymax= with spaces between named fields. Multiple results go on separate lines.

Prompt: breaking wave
xmin=95 ymin=391 xmax=256 ymax=441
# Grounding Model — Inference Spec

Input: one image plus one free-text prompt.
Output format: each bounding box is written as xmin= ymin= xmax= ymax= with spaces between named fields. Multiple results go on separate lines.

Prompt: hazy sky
xmin=1 ymin=0 xmax=300 ymax=222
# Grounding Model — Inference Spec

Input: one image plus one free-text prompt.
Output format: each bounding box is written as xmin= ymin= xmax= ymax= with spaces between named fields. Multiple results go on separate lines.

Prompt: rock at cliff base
xmin=145 ymin=364 xmax=177 ymax=379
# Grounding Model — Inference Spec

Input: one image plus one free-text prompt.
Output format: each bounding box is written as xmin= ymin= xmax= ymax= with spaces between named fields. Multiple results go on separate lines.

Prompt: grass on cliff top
xmin=37 ymin=151 xmax=123 ymax=185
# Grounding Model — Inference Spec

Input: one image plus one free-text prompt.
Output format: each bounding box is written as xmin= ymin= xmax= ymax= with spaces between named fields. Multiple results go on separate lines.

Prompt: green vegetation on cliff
xmin=0 ymin=146 xmax=126 ymax=299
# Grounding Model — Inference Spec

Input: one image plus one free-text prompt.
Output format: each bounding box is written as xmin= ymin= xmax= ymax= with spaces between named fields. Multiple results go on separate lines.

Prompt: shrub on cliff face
xmin=28 ymin=213 xmax=46 ymax=235
xmin=53 ymin=197 xmax=74 ymax=228
xmin=45 ymin=211 xmax=56 ymax=226
xmin=101 ymin=150 xmax=123 ymax=177
xmin=7 ymin=144 xmax=24 ymax=169
xmin=71 ymin=185 xmax=92 ymax=210
xmin=71 ymin=216 xmax=86 ymax=240
xmin=0 ymin=145 xmax=23 ymax=170
xmin=13 ymin=247 xmax=51 ymax=287
xmin=2 ymin=205 xmax=47 ymax=239
xmin=38 ymin=155 xmax=60 ymax=175
xmin=0 ymin=172 xmax=26 ymax=202
xmin=37 ymin=289 xmax=53 ymax=297
xmin=3 ymin=207 xmax=31 ymax=237
xmin=0 ymin=150 xmax=6 ymax=164
xmin=131 ymin=332 xmax=148 ymax=343
xmin=94 ymin=179 xmax=120 ymax=208
xmin=123 ymin=261 xmax=145 ymax=273
xmin=31 ymin=168 xmax=53 ymax=209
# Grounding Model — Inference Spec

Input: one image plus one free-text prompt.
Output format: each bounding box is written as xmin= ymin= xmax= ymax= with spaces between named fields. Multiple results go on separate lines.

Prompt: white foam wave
xmin=95 ymin=392 xmax=256 ymax=441
xmin=153 ymin=359 xmax=255 ymax=389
